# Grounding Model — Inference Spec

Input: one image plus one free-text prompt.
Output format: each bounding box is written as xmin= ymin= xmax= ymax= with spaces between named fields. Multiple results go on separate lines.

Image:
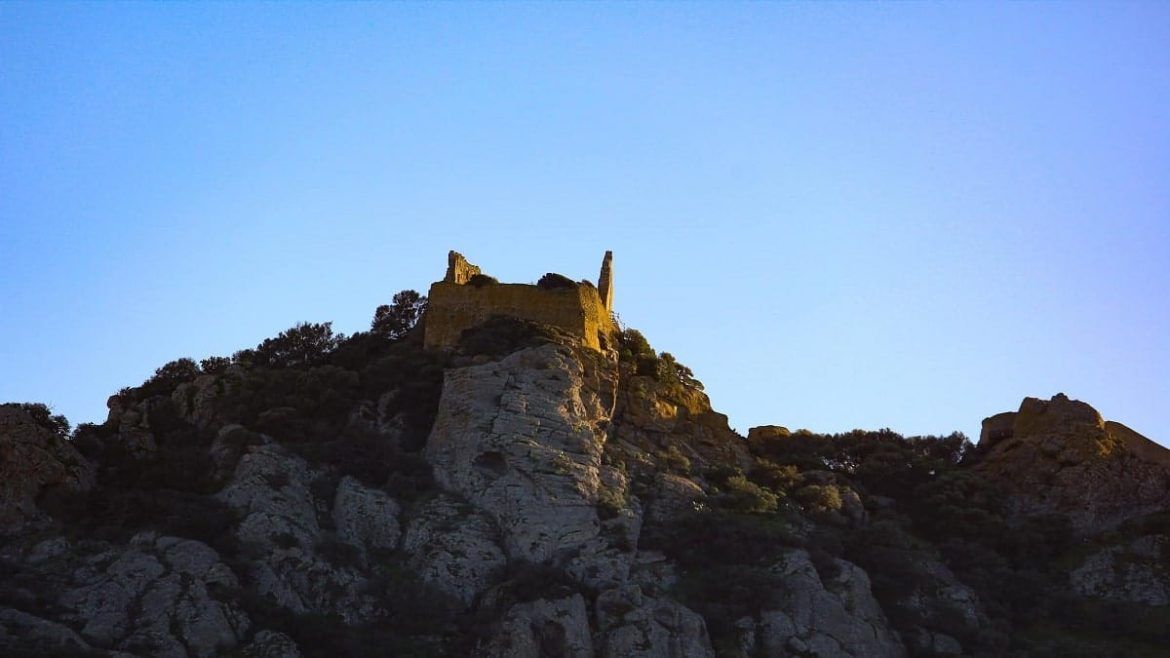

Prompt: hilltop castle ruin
xmin=424 ymin=250 xmax=616 ymax=352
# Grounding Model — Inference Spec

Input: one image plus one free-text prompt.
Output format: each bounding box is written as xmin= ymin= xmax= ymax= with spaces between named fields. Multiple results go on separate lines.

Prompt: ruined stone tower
xmin=598 ymin=250 xmax=614 ymax=311
xmin=424 ymin=251 xmax=616 ymax=352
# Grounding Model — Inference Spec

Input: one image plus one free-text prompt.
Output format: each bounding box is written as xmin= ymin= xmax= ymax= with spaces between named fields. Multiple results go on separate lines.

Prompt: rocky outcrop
xmin=2 ymin=532 xmax=250 ymax=657
xmin=426 ymin=343 xmax=618 ymax=565
xmin=611 ymin=373 xmax=751 ymax=476
xmin=401 ymin=494 xmax=506 ymax=606
xmin=332 ymin=475 xmax=401 ymax=562
xmin=242 ymin=630 xmax=303 ymax=658
xmin=0 ymin=607 xmax=102 ymax=656
xmin=735 ymin=550 xmax=905 ymax=658
xmin=1070 ymin=535 xmax=1170 ymax=606
xmin=596 ymin=586 xmax=715 ymax=658
xmin=480 ymin=594 xmax=595 ymax=658
xmin=0 ymin=404 xmax=94 ymax=534
xmin=975 ymin=394 xmax=1170 ymax=534
xmin=215 ymin=444 xmax=391 ymax=622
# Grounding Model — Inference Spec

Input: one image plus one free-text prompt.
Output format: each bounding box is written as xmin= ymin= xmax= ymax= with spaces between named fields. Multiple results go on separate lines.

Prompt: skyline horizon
xmin=3 ymin=3 xmax=1167 ymax=448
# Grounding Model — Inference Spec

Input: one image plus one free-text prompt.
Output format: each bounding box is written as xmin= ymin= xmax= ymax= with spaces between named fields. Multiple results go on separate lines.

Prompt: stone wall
xmin=444 ymin=250 xmax=481 ymax=285
xmin=598 ymin=250 xmax=614 ymax=311
xmin=424 ymin=280 xmax=614 ymax=351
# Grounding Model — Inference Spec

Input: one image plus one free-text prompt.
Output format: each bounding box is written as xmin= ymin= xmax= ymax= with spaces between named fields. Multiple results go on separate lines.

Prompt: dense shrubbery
xmin=536 ymin=272 xmax=577 ymax=290
xmin=371 ymin=290 xmax=426 ymax=339
xmin=614 ymin=328 xmax=704 ymax=393
xmin=4 ymin=402 xmax=71 ymax=438
xmin=455 ymin=316 xmax=558 ymax=358
xmin=467 ymin=273 xmax=498 ymax=287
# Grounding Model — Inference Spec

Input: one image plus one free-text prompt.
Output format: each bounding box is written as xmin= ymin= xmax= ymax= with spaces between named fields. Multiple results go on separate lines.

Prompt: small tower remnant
xmin=444 ymin=250 xmax=482 ymax=285
xmin=597 ymin=250 xmax=614 ymax=311
xmin=424 ymin=250 xmax=616 ymax=352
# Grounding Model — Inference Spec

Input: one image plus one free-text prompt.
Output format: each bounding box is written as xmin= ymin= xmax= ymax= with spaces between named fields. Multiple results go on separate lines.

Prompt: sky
xmin=2 ymin=3 xmax=1168 ymax=447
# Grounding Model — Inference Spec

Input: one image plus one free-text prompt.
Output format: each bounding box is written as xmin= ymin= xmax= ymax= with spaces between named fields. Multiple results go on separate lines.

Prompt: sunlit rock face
xmin=426 ymin=342 xmax=617 ymax=564
xmin=976 ymin=393 xmax=1170 ymax=534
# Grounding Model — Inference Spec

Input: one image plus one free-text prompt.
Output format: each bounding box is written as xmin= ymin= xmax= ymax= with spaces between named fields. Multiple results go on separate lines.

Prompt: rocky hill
xmin=1 ymin=292 xmax=1168 ymax=657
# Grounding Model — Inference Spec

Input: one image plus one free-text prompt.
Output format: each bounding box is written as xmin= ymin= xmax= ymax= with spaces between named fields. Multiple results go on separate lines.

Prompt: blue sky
xmin=2 ymin=3 xmax=1168 ymax=446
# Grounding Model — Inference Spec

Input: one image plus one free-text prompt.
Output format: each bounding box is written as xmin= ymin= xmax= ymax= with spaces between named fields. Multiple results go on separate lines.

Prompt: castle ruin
xmin=423 ymin=251 xmax=617 ymax=352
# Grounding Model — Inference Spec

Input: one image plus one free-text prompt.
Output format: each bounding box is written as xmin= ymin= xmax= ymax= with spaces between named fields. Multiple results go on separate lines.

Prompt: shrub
xmin=5 ymin=402 xmax=70 ymax=439
xmin=253 ymin=322 xmax=341 ymax=368
xmin=140 ymin=358 xmax=201 ymax=398
xmin=371 ymin=289 xmax=427 ymax=339
xmin=537 ymin=272 xmax=577 ymax=290
xmin=457 ymin=316 xmax=556 ymax=358
xmin=658 ymin=445 xmax=693 ymax=475
xmin=199 ymin=356 xmax=232 ymax=375
xmin=467 ymin=273 xmax=499 ymax=287
xmin=719 ymin=474 xmax=780 ymax=513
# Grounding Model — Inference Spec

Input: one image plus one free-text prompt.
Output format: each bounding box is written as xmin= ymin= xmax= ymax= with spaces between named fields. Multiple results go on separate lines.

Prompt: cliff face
xmin=0 ymin=405 xmax=93 ymax=534
xmin=976 ymin=393 xmax=1170 ymax=534
xmin=2 ymin=316 xmax=1168 ymax=657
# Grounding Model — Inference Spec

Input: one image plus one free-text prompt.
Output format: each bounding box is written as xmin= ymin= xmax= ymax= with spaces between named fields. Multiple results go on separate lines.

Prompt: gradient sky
xmin=2 ymin=3 xmax=1168 ymax=447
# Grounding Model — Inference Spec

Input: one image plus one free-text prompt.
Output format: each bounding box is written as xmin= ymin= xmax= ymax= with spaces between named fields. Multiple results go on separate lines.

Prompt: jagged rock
xmin=613 ymin=374 xmax=751 ymax=473
xmin=907 ymin=628 xmax=963 ymax=655
xmin=171 ymin=375 xmax=224 ymax=428
xmin=216 ymin=444 xmax=374 ymax=622
xmin=426 ymin=343 xmax=617 ymax=564
xmin=976 ymin=394 xmax=1170 ymax=534
xmin=852 ymin=547 xmax=983 ymax=651
xmin=0 ymin=607 xmax=99 ymax=655
xmin=1070 ymin=534 xmax=1170 ymax=606
xmin=646 ymin=473 xmax=706 ymax=524
xmin=747 ymin=425 xmax=791 ymax=451
xmin=741 ymin=550 xmax=905 ymax=658
xmin=479 ymin=594 xmax=594 ymax=658
xmin=217 ymin=444 xmax=322 ymax=550
xmin=401 ymin=494 xmax=506 ymax=606
xmin=332 ymin=475 xmax=401 ymax=560
xmin=242 ymin=630 xmax=303 ymax=658
xmin=596 ymin=586 xmax=715 ymax=658
xmin=47 ymin=532 xmax=250 ymax=657
xmin=0 ymin=404 xmax=94 ymax=534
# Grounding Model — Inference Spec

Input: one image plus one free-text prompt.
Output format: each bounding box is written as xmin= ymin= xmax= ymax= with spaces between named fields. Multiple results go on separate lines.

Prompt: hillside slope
xmin=1 ymin=307 xmax=1168 ymax=657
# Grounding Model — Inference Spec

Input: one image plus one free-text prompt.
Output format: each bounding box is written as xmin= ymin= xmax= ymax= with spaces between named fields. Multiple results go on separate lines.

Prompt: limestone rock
xmin=242 ymin=630 xmax=303 ymax=658
xmin=171 ymin=374 xmax=226 ymax=428
xmin=0 ymin=607 xmax=97 ymax=655
xmin=744 ymin=550 xmax=905 ymax=658
xmin=425 ymin=343 xmax=617 ymax=564
xmin=216 ymin=444 xmax=374 ymax=622
xmin=401 ymin=494 xmax=506 ymax=606
xmin=976 ymin=394 xmax=1170 ymax=534
xmin=47 ymin=532 xmax=250 ymax=657
xmin=1070 ymin=534 xmax=1170 ymax=606
xmin=596 ymin=586 xmax=715 ymax=658
xmin=0 ymin=404 xmax=94 ymax=534
xmin=332 ymin=475 xmax=402 ymax=560
xmin=479 ymin=594 xmax=594 ymax=658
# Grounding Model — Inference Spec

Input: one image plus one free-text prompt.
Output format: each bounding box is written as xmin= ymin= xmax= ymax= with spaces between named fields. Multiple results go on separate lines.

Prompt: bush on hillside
xmin=371 ymin=289 xmax=427 ymax=339
xmin=537 ymin=272 xmax=577 ymax=290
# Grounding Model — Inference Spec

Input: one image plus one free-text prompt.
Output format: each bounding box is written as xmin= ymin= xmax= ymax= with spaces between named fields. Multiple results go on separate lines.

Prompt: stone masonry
xmin=424 ymin=251 xmax=616 ymax=352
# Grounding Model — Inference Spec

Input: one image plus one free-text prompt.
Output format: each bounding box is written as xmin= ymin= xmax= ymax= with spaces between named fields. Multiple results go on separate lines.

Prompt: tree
xmin=371 ymin=290 xmax=427 ymax=339
xmin=140 ymin=358 xmax=202 ymax=397
xmin=253 ymin=322 xmax=341 ymax=368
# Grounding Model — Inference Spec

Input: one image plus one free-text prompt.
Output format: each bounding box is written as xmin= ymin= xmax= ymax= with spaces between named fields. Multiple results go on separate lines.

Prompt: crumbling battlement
xmin=424 ymin=251 xmax=616 ymax=352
